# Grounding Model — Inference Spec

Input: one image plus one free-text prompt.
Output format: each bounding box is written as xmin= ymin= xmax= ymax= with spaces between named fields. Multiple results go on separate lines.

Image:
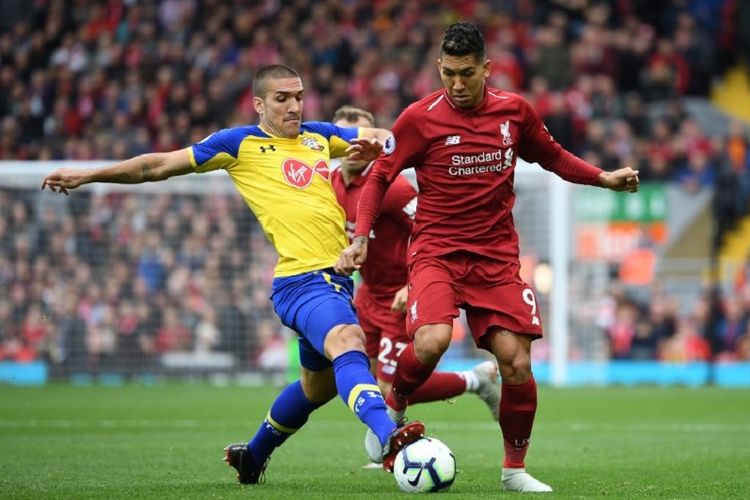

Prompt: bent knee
xmin=416 ymin=338 xmax=449 ymax=360
xmin=498 ymin=357 xmax=532 ymax=379
xmin=491 ymin=329 xmax=533 ymax=383
xmin=414 ymin=324 xmax=452 ymax=363
xmin=323 ymin=324 xmax=366 ymax=359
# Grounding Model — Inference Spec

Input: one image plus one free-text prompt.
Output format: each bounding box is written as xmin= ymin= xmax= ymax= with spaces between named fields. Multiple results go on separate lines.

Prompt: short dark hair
xmin=332 ymin=106 xmax=375 ymax=127
xmin=252 ymin=65 xmax=300 ymax=98
xmin=440 ymin=22 xmax=486 ymax=61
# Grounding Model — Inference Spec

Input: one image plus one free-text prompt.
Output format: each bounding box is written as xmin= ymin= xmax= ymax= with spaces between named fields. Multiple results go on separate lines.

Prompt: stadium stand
xmin=1 ymin=1 xmax=749 ymax=379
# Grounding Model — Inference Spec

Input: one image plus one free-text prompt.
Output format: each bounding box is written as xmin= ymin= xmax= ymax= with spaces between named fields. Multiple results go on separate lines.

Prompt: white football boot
xmin=470 ymin=360 xmax=501 ymax=421
xmin=364 ymin=405 xmax=405 ymax=463
xmin=502 ymin=468 xmax=553 ymax=492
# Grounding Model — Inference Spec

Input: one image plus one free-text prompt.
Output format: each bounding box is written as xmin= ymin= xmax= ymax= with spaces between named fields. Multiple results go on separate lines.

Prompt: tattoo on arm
xmin=101 ymin=155 xmax=159 ymax=184
xmin=141 ymin=162 xmax=152 ymax=182
xmin=110 ymin=172 xmax=136 ymax=183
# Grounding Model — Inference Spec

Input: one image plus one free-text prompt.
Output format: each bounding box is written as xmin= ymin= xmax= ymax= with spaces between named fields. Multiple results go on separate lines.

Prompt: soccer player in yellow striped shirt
xmin=41 ymin=64 xmax=425 ymax=482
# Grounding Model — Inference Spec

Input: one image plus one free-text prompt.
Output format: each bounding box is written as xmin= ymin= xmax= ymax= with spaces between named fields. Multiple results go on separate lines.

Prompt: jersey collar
xmin=443 ymin=85 xmax=489 ymax=114
xmin=258 ymin=123 xmax=302 ymax=140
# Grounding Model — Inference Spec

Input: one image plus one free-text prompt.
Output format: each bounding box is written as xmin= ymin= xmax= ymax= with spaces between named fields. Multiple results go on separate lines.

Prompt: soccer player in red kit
xmin=331 ymin=106 xmax=502 ymax=467
xmin=336 ymin=23 xmax=640 ymax=492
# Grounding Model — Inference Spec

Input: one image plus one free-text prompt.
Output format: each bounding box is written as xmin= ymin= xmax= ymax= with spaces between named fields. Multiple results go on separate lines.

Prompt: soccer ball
xmin=393 ymin=437 xmax=456 ymax=493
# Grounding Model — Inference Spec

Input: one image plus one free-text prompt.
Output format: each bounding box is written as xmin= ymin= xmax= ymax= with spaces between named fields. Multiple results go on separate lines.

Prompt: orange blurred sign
xmin=576 ymin=221 xmax=667 ymax=262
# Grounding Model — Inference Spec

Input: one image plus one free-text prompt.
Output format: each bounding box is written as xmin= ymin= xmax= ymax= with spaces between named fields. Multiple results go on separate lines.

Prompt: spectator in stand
xmin=194 ymin=305 xmax=220 ymax=353
xmin=530 ymin=24 xmax=571 ymax=91
xmin=55 ymin=291 xmax=88 ymax=373
xmin=712 ymin=142 xmax=745 ymax=255
xmin=630 ymin=314 xmax=661 ymax=360
xmin=660 ymin=317 xmax=711 ymax=362
xmin=725 ymin=120 xmax=750 ymax=214
xmin=607 ymin=301 xmax=639 ymax=360
xmin=673 ymin=150 xmax=716 ymax=193
xmin=712 ymin=296 xmax=749 ymax=361
xmin=154 ymin=306 xmax=191 ymax=353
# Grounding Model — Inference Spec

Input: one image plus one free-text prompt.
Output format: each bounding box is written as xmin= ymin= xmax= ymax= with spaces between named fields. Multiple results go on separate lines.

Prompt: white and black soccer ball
xmin=393 ymin=437 xmax=456 ymax=493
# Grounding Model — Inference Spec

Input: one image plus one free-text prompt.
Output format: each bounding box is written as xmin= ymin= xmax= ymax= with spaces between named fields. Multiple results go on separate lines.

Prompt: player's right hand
xmin=41 ymin=168 xmax=87 ymax=195
xmin=334 ymin=236 xmax=369 ymax=275
xmin=598 ymin=167 xmax=639 ymax=193
xmin=390 ymin=285 xmax=408 ymax=312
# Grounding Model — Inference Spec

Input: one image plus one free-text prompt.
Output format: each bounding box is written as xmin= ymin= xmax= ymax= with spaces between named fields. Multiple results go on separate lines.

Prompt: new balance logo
xmin=259 ymin=145 xmax=276 ymax=153
xmin=445 ymin=135 xmax=461 ymax=145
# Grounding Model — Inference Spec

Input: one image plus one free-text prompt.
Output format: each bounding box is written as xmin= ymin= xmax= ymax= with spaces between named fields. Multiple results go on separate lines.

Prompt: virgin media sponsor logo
xmin=314 ymin=159 xmax=330 ymax=180
xmin=281 ymin=159 xmax=330 ymax=188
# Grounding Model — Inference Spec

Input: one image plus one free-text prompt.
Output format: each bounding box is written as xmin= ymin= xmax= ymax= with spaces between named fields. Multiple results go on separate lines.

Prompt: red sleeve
xmin=355 ymin=108 xmax=425 ymax=238
xmin=381 ymin=175 xmax=418 ymax=232
xmin=518 ymin=98 xmax=603 ymax=186
xmin=547 ymin=149 xmax=604 ymax=186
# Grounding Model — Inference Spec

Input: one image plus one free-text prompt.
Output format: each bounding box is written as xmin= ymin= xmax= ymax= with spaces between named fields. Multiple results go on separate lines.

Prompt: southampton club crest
xmin=301 ymin=137 xmax=325 ymax=151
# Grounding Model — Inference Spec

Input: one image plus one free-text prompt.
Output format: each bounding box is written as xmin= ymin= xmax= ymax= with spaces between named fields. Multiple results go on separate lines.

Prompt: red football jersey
xmin=355 ymin=87 xmax=603 ymax=265
xmin=332 ymin=166 xmax=417 ymax=301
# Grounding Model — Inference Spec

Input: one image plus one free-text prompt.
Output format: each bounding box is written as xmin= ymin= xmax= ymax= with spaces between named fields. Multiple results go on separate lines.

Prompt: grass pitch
xmin=1 ymin=383 xmax=748 ymax=499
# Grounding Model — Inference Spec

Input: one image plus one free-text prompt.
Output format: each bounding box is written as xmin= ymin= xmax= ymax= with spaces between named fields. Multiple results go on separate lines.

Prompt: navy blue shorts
xmin=271 ymin=268 xmax=358 ymax=371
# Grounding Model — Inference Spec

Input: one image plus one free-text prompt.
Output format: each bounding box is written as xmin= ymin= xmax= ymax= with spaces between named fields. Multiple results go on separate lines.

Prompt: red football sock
xmin=386 ymin=342 xmax=436 ymax=411
xmin=499 ymin=376 xmax=537 ymax=468
xmin=408 ymin=372 xmax=466 ymax=404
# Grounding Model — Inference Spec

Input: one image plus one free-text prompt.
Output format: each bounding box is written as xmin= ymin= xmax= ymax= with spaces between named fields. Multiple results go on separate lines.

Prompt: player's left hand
xmin=334 ymin=236 xmax=369 ymax=275
xmin=41 ymin=168 xmax=88 ymax=195
xmin=599 ymin=167 xmax=639 ymax=193
xmin=346 ymin=137 xmax=383 ymax=163
xmin=390 ymin=285 xmax=408 ymax=312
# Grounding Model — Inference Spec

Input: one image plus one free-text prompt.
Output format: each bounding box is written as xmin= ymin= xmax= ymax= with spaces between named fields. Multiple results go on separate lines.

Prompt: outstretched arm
xmin=517 ymin=96 xmax=639 ymax=193
xmin=41 ymin=149 xmax=193 ymax=195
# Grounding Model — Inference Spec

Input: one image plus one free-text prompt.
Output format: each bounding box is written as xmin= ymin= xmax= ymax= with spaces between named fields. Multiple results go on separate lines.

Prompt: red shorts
xmin=406 ymin=252 xmax=543 ymax=351
xmin=355 ymin=284 xmax=408 ymax=383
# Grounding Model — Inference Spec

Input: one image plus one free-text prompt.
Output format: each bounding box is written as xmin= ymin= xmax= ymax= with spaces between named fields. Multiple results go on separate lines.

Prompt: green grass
xmin=1 ymin=384 xmax=748 ymax=498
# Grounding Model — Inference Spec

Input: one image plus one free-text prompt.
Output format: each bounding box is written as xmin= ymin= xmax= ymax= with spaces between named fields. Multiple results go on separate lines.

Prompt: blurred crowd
xmin=1 ymin=0 xmax=749 ymax=243
xmin=597 ymin=280 xmax=750 ymax=362
xmin=2 ymin=0 xmax=750 ymax=373
xmin=0 ymin=189 xmax=284 ymax=375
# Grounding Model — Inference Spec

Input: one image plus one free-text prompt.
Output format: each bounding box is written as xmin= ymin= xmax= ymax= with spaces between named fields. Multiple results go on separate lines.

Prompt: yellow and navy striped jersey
xmin=189 ymin=122 xmax=361 ymax=277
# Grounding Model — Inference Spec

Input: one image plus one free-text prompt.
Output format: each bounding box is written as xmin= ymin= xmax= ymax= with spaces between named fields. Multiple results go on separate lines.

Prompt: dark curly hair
xmin=440 ymin=22 xmax=486 ymax=61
